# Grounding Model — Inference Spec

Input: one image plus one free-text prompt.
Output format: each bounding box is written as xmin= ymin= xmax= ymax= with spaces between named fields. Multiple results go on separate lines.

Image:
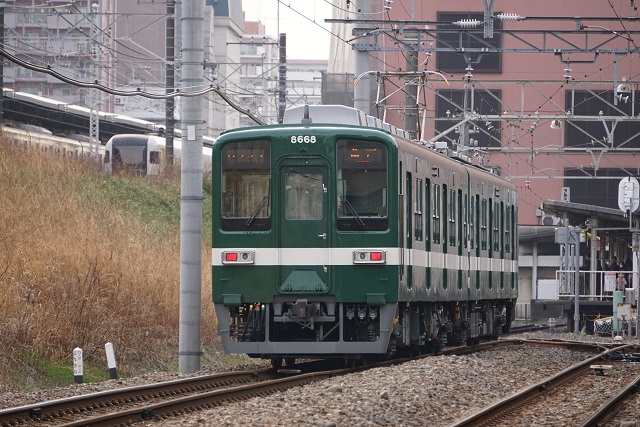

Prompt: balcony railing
xmin=554 ymin=269 xmax=637 ymax=300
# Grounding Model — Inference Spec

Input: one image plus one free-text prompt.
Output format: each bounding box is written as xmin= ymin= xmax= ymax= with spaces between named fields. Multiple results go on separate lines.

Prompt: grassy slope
xmin=0 ymin=139 xmax=220 ymax=390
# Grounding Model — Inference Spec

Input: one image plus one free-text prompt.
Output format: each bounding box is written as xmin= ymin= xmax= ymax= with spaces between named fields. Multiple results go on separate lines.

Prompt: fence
xmin=555 ymin=269 xmax=636 ymax=300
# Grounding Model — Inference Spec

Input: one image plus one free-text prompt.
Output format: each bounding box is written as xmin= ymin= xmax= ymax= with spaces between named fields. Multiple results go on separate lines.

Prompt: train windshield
xmin=220 ymin=140 xmax=271 ymax=231
xmin=110 ymin=136 xmax=148 ymax=174
xmin=336 ymin=140 xmax=388 ymax=231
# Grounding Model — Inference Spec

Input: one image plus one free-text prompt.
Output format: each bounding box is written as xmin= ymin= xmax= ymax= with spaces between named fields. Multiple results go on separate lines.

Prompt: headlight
xmin=352 ymin=249 xmax=386 ymax=264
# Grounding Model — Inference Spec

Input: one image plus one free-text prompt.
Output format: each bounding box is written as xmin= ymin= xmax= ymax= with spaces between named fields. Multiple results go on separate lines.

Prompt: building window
xmin=436 ymin=89 xmax=502 ymax=148
xmin=436 ymin=12 xmax=502 ymax=73
xmin=565 ymin=90 xmax=640 ymax=149
xmin=564 ymin=168 xmax=634 ymax=209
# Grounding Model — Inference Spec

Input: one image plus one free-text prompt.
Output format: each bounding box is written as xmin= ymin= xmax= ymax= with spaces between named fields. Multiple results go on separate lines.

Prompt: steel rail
xmin=449 ymin=343 xmax=639 ymax=427
xmin=56 ymin=369 xmax=349 ymax=427
xmin=0 ymin=339 xmax=611 ymax=426
xmin=577 ymin=372 xmax=640 ymax=427
xmin=0 ymin=368 xmax=273 ymax=426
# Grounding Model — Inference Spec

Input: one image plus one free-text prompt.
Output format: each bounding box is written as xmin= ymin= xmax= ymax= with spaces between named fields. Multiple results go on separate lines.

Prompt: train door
xmin=277 ymin=157 xmax=330 ymax=293
xmin=488 ymin=198 xmax=493 ymax=290
xmin=458 ymin=189 xmax=463 ymax=290
xmin=442 ymin=184 xmax=448 ymax=290
xmin=405 ymin=171 xmax=413 ymax=289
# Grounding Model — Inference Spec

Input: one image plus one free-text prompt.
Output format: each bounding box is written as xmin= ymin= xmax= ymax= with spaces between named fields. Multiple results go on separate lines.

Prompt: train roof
xmin=283 ymin=105 xmax=409 ymax=139
xmin=228 ymin=105 xmax=512 ymax=187
xmin=2 ymin=88 xmax=163 ymax=140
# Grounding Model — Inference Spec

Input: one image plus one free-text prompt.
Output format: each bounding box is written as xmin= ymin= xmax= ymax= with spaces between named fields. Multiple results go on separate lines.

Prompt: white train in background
xmin=1 ymin=124 xmax=214 ymax=176
xmin=104 ymin=134 xmax=213 ymax=176
xmin=2 ymin=123 xmax=106 ymax=160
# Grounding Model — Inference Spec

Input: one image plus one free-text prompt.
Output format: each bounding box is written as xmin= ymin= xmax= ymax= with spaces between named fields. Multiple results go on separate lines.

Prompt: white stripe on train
xmin=212 ymin=247 xmax=517 ymax=272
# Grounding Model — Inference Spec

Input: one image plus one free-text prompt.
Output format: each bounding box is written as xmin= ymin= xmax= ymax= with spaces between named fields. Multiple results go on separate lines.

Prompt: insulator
xmin=453 ymin=19 xmax=482 ymax=28
xmin=495 ymin=13 xmax=525 ymax=21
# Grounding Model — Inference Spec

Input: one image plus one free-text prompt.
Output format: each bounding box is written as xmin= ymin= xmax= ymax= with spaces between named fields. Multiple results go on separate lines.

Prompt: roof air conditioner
xmin=542 ymin=215 xmax=561 ymax=226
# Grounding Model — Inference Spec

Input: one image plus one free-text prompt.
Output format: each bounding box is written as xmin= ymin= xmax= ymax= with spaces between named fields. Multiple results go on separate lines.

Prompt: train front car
xmin=104 ymin=134 xmax=164 ymax=175
xmin=212 ymin=106 xmax=518 ymax=366
xmin=212 ymin=122 xmax=399 ymax=366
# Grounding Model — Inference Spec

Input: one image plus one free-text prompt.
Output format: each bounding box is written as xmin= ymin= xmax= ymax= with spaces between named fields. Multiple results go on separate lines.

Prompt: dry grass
xmin=0 ymin=138 xmax=218 ymax=388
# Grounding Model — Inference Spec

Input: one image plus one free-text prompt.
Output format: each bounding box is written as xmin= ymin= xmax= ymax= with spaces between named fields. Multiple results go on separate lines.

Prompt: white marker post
xmin=105 ymin=342 xmax=118 ymax=379
xmin=73 ymin=347 xmax=83 ymax=384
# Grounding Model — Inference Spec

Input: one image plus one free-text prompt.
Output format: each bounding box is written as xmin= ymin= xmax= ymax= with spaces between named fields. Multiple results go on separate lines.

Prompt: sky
xmin=242 ymin=0 xmax=332 ymax=60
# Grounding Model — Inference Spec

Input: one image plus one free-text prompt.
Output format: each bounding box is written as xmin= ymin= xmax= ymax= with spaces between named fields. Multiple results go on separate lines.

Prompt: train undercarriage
xmin=218 ymin=297 xmax=516 ymax=367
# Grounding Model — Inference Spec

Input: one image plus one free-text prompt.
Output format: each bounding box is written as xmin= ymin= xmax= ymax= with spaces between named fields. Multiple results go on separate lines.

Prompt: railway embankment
xmin=0 ymin=138 xmax=222 ymax=391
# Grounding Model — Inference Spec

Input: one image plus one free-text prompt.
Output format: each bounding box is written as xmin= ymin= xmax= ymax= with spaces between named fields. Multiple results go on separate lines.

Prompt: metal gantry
xmin=335 ymin=14 xmax=640 ymax=171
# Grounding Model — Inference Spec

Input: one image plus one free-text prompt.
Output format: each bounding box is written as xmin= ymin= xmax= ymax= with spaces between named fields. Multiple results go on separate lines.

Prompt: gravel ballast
xmin=2 ymin=329 xmax=638 ymax=426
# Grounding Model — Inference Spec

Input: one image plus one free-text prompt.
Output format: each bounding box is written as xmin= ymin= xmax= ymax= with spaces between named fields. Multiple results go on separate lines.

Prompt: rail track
xmin=450 ymin=343 xmax=640 ymax=427
xmin=0 ymin=359 xmax=374 ymax=427
xmin=0 ymin=368 xmax=277 ymax=427
xmin=0 ymin=338 xmax=611 ymax=427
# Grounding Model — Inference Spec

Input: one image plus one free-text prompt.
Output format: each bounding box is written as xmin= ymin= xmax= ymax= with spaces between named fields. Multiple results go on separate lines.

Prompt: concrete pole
xmin=89 ymin=2 xmax=100 ymax=158
xmin=590 ymin=219 xmax=597 ymax=299
xmin=634 ymin=231 xmax=639 ymax=338
xmin=178 ymin=0 xmax=204 ymax=374
xmin=0 ymin=2 xmax=4 ymax=125
xmin=404 ymin=34 xmax=418 ymax=139
xmin=277 ymin=33 xmax=286 ymax=124
xmin=166 ymin=0 xmax=176 ymax=164
xmin=531 ymin=242 xmax=538 ymax=322
xmin=572 ymin=228 xmax=580 ymax=335
xmin=353 ymin=1 xmax=371 ymax=115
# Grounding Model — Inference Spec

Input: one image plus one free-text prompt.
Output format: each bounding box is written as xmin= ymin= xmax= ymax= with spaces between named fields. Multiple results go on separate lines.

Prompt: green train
xmin=212 ymin=105 xmax=518 ymax=367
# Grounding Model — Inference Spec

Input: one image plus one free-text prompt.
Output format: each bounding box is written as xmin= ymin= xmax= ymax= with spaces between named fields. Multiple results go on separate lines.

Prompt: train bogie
xmin=212 ymin=105 xmax=518 ymax=362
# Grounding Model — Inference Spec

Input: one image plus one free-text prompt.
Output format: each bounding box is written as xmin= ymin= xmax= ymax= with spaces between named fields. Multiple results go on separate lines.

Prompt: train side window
xmin=150 ymin=151 xmax=161 ymax=165
xmin=505 ymin=203 xmax=511 ymax=253
xmin=480 ymin=198 xmax=487 ymax=250
xmin=459 ymin=189 xmax=465 ymax=248
xmin=406 ymin=172 xmax=412 ymax=240
xmin=415 ymin=178 xmax=423 ymax=241
xmin=493 ymin=201 xmax=500 ymax=252
xmin=221 ymin=140 xmax=271 ymax=231
xmin=432 ymin=184 xmax=441 ymax=244
xmin=425 ymin=179 xmax=431 ymax=243
xmin=468 ymin=195 xmax=473 ymax=249
xmin=442 ymin=185 xmax=448 ymax=247
xmin=448 ymin=188 xmax=456 ymax=247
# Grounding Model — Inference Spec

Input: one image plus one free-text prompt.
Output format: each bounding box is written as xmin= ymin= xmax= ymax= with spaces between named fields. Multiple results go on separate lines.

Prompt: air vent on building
xmin=542 ymin=215 xmax=561 ymax=226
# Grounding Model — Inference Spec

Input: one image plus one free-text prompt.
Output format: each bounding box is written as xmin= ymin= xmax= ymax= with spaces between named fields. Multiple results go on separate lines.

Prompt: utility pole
xmin=0 ymin=2 xmax=4 ymax=126
xmin=178 ymin=0 xmax=204 ymax=374
xmin=89 ymin=2 xmax=100 ymax=159
xmin=277 ymin=33 xmax=286 ymax=123
xmin=353 ymin=0 xmax=372 ymax=115
xmin=165 ymin=0 xmax=175 ymax=165
xmin=404 ymin=29 xmax=419 ymax=139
